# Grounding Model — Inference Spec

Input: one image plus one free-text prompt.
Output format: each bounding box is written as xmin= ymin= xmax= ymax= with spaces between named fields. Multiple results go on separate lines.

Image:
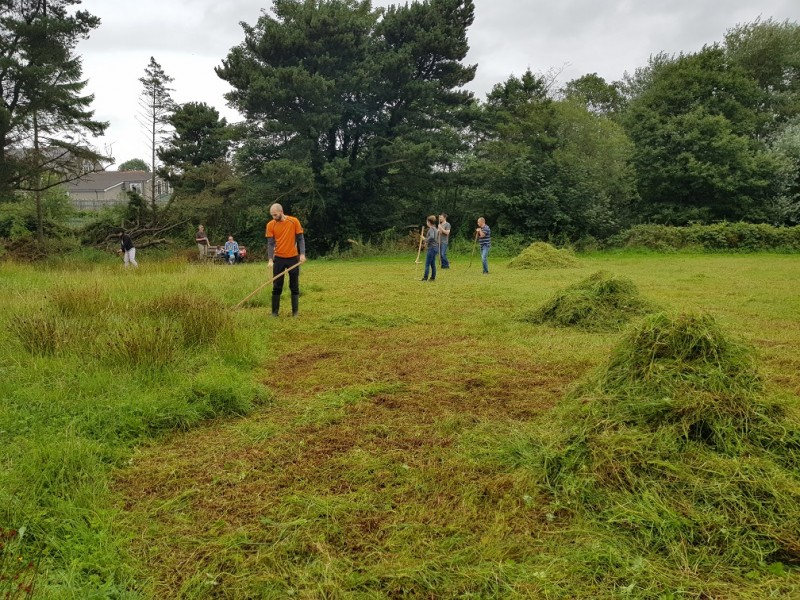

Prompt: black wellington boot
xmin=271 ymin=295 xmax=281 ymax=317
xmin=291 ymin=294 xmax=299 ymax=317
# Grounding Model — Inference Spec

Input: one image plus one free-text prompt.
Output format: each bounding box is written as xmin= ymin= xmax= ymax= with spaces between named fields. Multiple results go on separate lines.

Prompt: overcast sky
xmin=75 ymin=0 xmax=798 ymax=169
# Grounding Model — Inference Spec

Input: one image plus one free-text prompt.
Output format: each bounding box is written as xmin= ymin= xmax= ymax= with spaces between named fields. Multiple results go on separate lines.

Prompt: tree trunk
xmin=151 ymin=105 xmax=157 ymax=216
xmin=33 ymin=112 xmax=44 ymax=245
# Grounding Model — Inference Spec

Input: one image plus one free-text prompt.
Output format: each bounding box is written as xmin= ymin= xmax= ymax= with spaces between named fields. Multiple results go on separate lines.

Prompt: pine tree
xmin=137 ymin=56 xmax=175 ymax=214
xmin=0 ymin=0 xmax=109 ymax=241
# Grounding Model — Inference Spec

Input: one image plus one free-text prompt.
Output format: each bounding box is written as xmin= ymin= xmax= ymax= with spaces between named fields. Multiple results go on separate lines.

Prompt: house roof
xmin=66 ymin=170 xmax=151 ymax=193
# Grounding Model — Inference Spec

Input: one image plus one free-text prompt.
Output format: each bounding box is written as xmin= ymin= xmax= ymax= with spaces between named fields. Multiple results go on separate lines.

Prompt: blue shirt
xmin=478 ymin=225 xmax=491 ymax=247
xmin=224 ymin=241 xmax=239 ymax=254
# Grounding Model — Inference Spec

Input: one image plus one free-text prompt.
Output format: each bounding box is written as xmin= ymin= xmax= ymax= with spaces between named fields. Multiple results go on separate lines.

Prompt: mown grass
xmin=1 ymin=251 xmax=799 ymax=598
xmin=523 ymin=270 xmax=656 ymax=331
xmin=507 ymin=241 xmax=581 ymax=270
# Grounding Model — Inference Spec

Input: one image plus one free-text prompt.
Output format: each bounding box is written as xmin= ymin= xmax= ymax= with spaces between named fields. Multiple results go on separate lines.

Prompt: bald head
xmin=270 ymin=203 xmax=284 ymax=221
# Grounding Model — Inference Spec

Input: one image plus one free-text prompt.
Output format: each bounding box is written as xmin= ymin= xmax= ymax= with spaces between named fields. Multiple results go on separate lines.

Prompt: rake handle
xmin=235 ymin=261 xmax=302 ymax=309
xmin=414 ymin=226 xmax=425 ymax=264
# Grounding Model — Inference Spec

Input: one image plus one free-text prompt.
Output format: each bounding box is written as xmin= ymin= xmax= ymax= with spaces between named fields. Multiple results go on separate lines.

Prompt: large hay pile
xmin=526 ymin=270 xmax=654 ymax=331
xmin=533 ymin=312 xmax=800 ymax=573
xmin=507 ymin=242 xmax=581 ymax=269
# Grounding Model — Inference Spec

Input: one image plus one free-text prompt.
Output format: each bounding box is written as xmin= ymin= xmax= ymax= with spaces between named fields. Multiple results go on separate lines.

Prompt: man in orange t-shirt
xmin=265 ymin=203 xmax=306 ymax=317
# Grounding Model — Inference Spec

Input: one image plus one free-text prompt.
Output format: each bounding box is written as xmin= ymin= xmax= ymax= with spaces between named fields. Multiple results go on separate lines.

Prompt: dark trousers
xmin=273 ymin=255 xmax=300 ymax=297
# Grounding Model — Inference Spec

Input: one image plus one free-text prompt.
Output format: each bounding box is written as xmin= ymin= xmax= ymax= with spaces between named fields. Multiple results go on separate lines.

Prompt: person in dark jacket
xmin=119 ymin=230 xmax=138 ymax=268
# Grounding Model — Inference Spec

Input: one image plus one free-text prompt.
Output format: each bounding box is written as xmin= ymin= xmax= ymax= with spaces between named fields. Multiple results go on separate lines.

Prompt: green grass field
xmin=1 ymin=251 xmax=799 ymax=599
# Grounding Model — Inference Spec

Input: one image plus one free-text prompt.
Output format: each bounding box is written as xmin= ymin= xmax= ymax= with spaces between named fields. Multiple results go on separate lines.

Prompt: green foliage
xmin=724 ymin=18 xmax=800 ymax=133
xmin=157 ymin=102 xmax=233 ymax=223
xmin=620 ymin=46 xmax=787 ymax=224
xmin=608 ymin=222 xmax=800 ymax=252
xmin=0 ymin=187 xmax=75 ymax=240
xmin=159 ymin=102 xmax=229 ymax=171
xmin=0 ymin=526 xmax=36 ymax=598
xmin=101 ymin=319 xmax=182 ymax=369
xmin=117 ymin=159 xmax=149 ymax=172
xmin=562 ymin=72 xmax=625 ymax=116
xmin=0 ymin=0 xmax=107 ymax=196
xmin=767 ymin=117 xmax=800 ymax=223
xmin=217 ymin=0 xmax=476 ymax=252
xmin=465 ymin=71 xmax=637 ymax=241
xmin=7 ymin=311 xmax=64 ymax=355
xmin=525 ymin=270 xmax=654 ymax=331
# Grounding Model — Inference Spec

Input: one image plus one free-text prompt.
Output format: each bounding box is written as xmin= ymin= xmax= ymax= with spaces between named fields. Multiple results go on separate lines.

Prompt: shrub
xmin=608 ymin=223 xmax=800 ymax=252
xmin=525 ymin=271 xmax=654 ymax=331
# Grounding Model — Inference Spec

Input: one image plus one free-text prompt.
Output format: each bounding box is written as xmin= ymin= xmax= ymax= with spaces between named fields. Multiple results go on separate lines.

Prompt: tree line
xmin=2 ymin=0 xmax=799 ymax=255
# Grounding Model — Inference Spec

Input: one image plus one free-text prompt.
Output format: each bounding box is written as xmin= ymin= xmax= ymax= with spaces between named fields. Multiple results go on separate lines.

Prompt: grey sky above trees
xmin=75 ymin=0 xmax=797 ymax=168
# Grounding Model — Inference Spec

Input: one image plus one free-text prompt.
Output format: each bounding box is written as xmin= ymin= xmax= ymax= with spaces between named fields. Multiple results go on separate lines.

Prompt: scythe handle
xmin=235 ymin=261 xmax=302 ymax=309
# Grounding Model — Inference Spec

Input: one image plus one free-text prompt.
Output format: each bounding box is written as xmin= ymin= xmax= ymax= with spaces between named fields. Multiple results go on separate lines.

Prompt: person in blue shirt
xmin=224 ymin=235 xmax=240 ymax=264
xmin=476 ymin=217 xmax=491 ymax=274
xmin=437 ymin=213 xmax=451 ymax=268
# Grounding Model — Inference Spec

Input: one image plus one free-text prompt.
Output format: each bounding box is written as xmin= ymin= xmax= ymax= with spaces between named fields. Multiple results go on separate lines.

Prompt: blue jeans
xmin=480 ymin=245 xmax=490 ymax=273
xmin=439 ymin=242 xmax=449 ymax=268
xmin=423 ymin=246 xmax=437 ymax=280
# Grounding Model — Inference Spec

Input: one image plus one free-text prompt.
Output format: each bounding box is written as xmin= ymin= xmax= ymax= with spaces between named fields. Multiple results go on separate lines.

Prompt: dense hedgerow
xmin=607 ymin=222 xmax=800 ymax=252
xmin=524 ymin=271 xmax=655 ymax=331
xmin=526 ymin=312 xmax=800 ymax=572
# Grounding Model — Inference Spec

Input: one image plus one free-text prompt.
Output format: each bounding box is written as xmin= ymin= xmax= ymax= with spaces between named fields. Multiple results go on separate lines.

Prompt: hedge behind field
xmin=607 ymin=223 xmax=800 ymax=252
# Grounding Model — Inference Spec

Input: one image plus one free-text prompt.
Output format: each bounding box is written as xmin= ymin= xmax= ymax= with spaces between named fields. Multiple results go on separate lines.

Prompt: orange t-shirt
xmin=266 ymin=216 xmax=304 ymax=258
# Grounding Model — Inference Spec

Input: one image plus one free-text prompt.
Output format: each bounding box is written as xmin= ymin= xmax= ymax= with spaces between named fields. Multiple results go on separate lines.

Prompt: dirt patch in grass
xmin=114 ymin=328 xmax=578 ymax=595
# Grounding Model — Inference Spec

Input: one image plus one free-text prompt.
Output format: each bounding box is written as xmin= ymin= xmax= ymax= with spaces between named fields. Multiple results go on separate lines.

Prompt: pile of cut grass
xmin=507 ymin=241 xmax=581 ymax=269
xmin=525 ymin=270 xmax=654 ymax=331
xmin=526 ymin=312 xmax=800 ymax=587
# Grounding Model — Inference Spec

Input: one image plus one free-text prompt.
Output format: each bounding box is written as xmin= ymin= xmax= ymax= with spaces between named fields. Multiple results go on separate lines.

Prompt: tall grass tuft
xmin=525 ymin=270 xmax=655 ymax=331
xmin=146 ymin=292 xmax=232 ymax=346
xmin=101 ymin=319 xmax=181 ymax=369
xmin=507 ymin=241 xmax=581 ymax=269
xmin=7 ymin=312 xmax=64 ymax=356
xmin=48 ymin=284 xmax=110 ymax=318
xmin=527 ymin=311 xmax=800 ymax=573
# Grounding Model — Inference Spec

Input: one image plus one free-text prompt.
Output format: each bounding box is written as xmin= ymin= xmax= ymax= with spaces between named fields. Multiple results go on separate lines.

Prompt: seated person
xmin=223 ymin=235 xmax=240 ymax=264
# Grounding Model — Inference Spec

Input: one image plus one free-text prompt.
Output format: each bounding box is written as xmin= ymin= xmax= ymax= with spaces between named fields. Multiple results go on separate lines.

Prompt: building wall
xmin=67 ymin=178 xmax=172 ymax=211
